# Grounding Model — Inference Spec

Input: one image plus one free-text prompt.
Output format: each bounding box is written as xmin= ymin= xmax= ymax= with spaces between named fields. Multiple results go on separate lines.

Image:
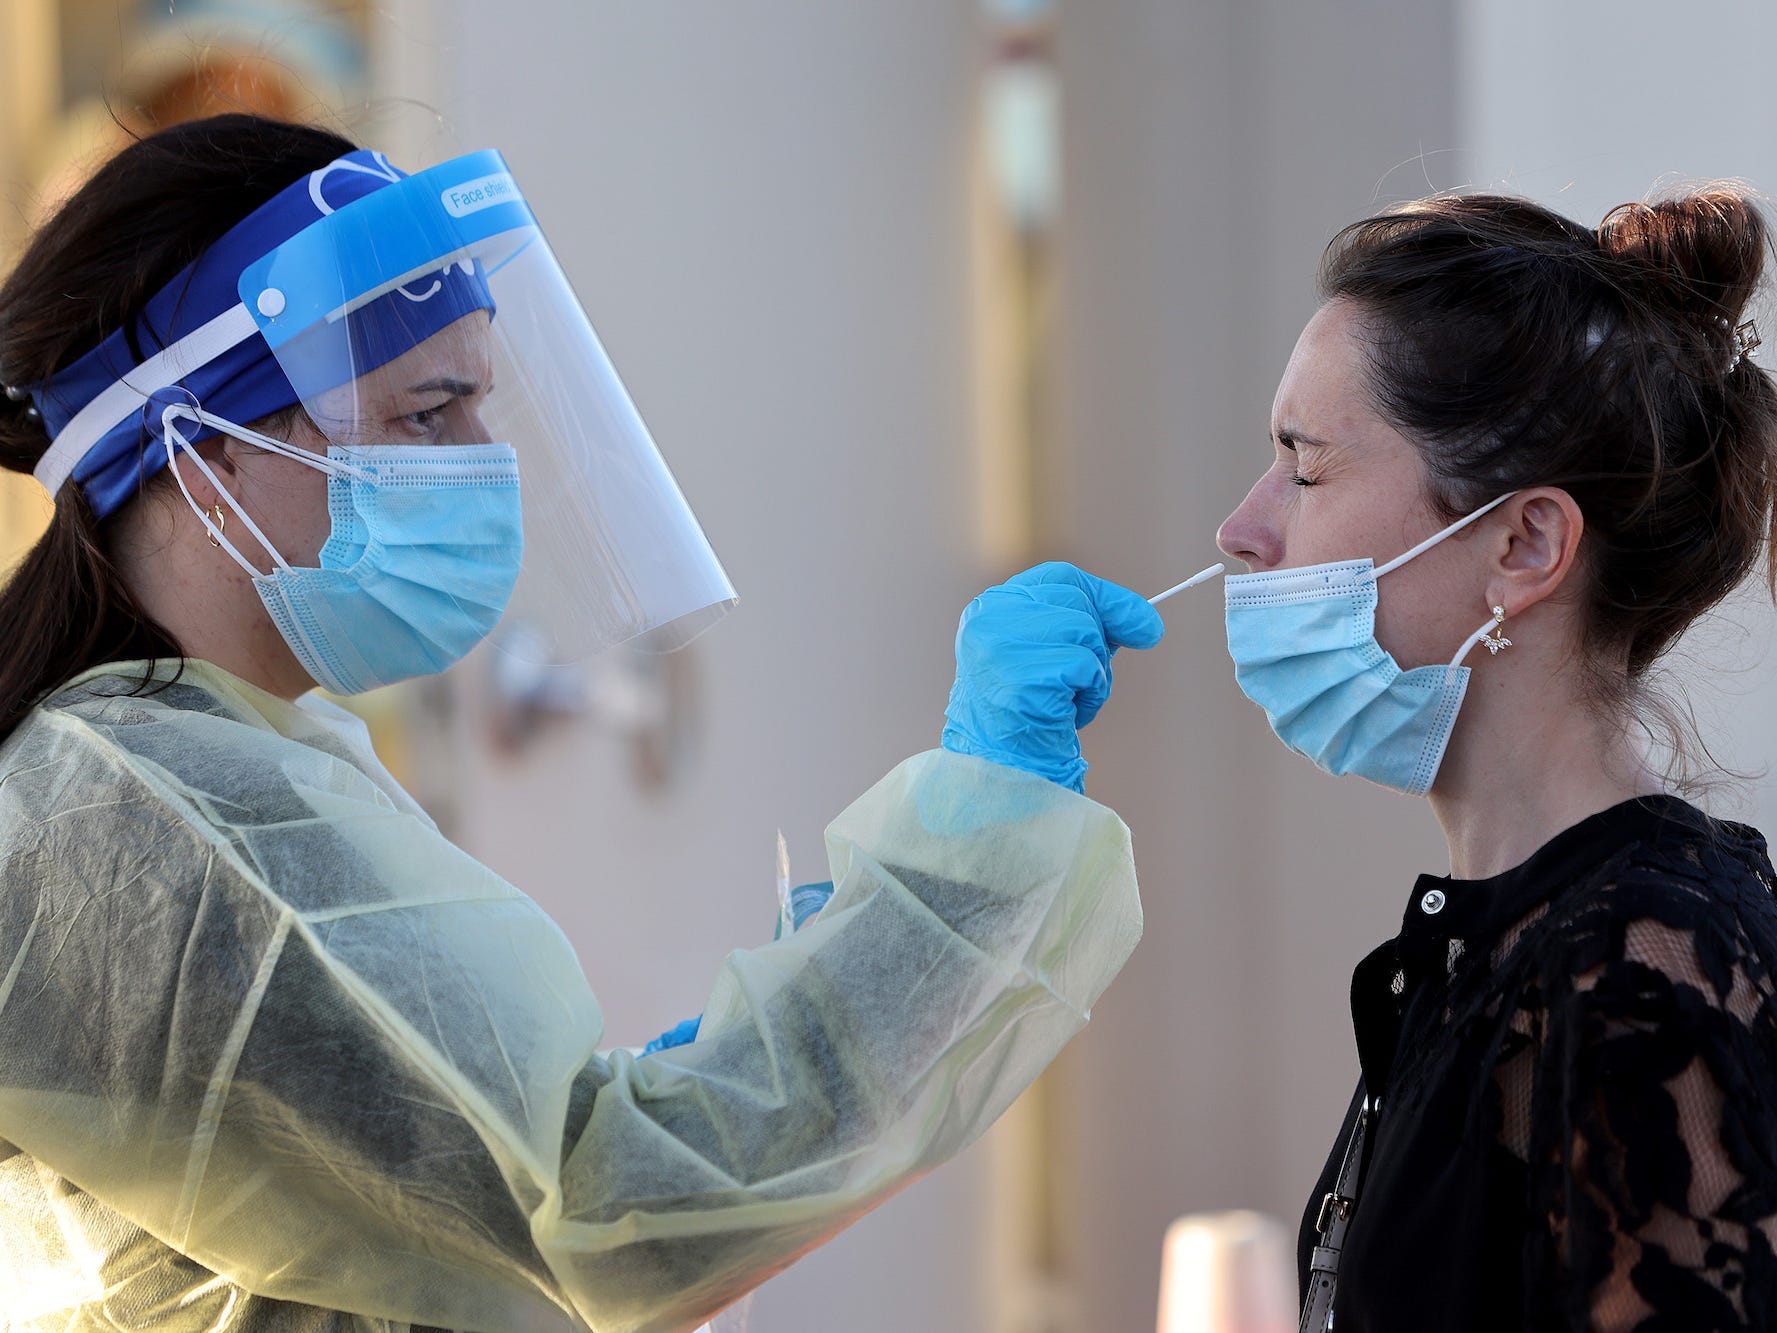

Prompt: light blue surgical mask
xmin=162 ymin=407 xmax=524 ymax=695
xmin=1223 ymin=492 xmax=1515 ymax=796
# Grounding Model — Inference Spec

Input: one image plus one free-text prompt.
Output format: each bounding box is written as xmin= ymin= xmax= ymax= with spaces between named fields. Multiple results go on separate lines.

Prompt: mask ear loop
xmin=163 ymin=404 xmax=277 ymax=576
xmin=1373 ymin=490 xmax=1519 ymax=580
xmin=1364 ymin=490 xmax=1523 ymax=682
xmin=1448 ymin=611 xmax=1506 ymax=670
xmin=160 ymin=402 xmax=373 ymax=578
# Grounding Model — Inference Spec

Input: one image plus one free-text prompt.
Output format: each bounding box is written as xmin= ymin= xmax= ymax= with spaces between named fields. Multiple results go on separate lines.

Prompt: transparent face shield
xmin=237 ymin=150 xmax=736 ymax=664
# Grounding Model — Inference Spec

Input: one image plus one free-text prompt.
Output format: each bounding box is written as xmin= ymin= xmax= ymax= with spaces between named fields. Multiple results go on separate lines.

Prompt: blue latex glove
xmin=788 ymin=880 xmax=835 ymax=934
xmin=942 ymin=562 xmax=1165 ymax=793
xmin=641 ymin=1016 xmax=701 ymax=1057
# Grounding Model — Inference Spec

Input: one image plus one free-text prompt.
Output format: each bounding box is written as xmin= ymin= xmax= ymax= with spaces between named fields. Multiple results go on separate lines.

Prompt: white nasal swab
xmin=1148 ymin=562 xmax=1226 ymax=606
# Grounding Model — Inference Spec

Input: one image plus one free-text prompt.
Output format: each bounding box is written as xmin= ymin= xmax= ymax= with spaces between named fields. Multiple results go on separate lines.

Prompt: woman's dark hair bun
xmin=1597 ymin=188 xmax=1768 ymax=367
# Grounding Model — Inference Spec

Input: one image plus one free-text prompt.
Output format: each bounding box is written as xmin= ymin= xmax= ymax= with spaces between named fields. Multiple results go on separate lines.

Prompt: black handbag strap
xmin=1299 ymin=1096 xmax=1376 ymax=1333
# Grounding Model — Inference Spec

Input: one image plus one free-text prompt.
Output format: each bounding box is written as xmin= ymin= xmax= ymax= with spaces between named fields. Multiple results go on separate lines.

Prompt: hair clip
xmin=1732 ymin=319 xmax=1762 ymax=369
xmin=1722 ymin=316 xmax=1763 ymax=371
xmin=2 ymin=384 xmax=28 ymax=402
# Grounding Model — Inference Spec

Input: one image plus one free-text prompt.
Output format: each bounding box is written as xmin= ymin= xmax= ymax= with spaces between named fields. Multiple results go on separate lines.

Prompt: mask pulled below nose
xmin=1222 ymin=493 xmax=1515 ymax=796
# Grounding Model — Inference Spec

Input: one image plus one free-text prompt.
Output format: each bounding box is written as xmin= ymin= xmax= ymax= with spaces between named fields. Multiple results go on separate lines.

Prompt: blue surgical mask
xmin=161 ymin=407 xmax=524 ymax=695
xmin=255 ymin=444 xmax=524 ymax=695
xmin=1223 ymin=493 xmax=1515 ymax=796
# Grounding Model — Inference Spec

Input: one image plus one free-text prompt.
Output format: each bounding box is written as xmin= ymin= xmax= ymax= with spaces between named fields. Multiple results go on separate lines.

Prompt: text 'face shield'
xmin=239 ymin=150 xmax=737 ymax=663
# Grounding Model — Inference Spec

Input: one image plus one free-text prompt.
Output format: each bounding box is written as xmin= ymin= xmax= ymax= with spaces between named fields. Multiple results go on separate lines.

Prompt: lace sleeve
xmin=1522 ymin=877 xmax=1777 ymax=1331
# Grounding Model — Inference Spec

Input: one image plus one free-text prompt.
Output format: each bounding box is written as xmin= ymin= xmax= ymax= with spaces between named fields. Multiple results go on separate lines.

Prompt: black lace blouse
xmin=1296 ymin=795 xmax=1777 ymax=1331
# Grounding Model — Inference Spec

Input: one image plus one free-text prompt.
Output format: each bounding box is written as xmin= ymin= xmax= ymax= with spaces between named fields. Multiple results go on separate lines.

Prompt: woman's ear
xmin=1486 ymin=488 xmax=1583 ymax=616
xmin=115 ymin=440 xmax=237 ymax=558
xmin=168 ymin=438 xmax=243 ymax=510
xmin=200 ymin=437 xmax=242 ymax=478
xmin=170 ymin=443 xmax=219 ymax=508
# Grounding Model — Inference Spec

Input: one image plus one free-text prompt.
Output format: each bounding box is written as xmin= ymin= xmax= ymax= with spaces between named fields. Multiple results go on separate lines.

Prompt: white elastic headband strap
xmin=1373 ymin=490 xmax=1519 ymax=580
xmin=32 ymin=303 xmax=261 ymax=496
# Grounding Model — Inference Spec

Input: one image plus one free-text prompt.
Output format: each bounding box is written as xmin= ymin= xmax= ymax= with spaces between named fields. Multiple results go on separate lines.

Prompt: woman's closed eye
xmin=1274 ymin=431 xmax=1319 ymax=486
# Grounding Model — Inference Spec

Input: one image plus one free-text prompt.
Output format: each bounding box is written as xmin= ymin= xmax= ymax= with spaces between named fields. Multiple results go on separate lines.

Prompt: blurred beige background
xmin=6 ymin=2 xmax=1777 ymax=1331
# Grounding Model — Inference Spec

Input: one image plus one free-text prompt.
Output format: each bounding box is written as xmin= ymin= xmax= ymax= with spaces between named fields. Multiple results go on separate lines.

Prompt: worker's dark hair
xmin=0 ymin=114 xmax=356 ymax=744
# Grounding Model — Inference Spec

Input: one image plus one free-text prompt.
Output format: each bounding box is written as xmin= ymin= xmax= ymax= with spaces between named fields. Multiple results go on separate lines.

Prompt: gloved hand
xmin=942 ymin=562 xmax=1165 ymax=793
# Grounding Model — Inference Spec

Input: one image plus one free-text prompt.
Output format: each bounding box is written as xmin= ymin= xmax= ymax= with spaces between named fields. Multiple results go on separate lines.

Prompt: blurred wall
xmin=0 ymin=1 xmax=60 ymax=575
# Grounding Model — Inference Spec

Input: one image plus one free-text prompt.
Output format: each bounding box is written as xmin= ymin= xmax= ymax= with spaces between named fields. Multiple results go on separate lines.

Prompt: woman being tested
xmin=0 ymin=116 xmax=1165 ymax=1330
xmin=1216 ymin=188 xmax=1777 ymax=1329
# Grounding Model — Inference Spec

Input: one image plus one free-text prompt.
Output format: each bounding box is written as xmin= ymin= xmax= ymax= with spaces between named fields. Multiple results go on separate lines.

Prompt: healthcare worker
xmin=1217 ymin=188 xmax=1777 ymax=1331
xmin=0 ymin=115 xmax=1163 ymax=1331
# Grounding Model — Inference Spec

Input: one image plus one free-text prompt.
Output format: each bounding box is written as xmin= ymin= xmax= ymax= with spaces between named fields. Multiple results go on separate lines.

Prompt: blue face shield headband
xmin=1223 ymin=492 xmax=1517 ymax=797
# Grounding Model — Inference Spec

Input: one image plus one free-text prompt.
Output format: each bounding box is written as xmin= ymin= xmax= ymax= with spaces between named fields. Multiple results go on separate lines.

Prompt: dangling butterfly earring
xmin=1481 ymin=605 xmax=1512 ymax=655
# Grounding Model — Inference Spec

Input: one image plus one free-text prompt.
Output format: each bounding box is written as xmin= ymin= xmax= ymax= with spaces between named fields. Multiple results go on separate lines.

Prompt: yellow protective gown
xmin=0 ymin=661 xmax=1143 ymax=1332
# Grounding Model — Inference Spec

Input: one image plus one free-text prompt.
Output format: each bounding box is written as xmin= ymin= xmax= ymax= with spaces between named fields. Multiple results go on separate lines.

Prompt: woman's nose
xmin=1216 ymin=478 xmax=1284 ymax=571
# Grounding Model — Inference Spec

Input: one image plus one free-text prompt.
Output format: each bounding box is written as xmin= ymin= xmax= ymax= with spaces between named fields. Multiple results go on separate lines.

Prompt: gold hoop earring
xmin=206 ymin=504 xmax=227 ymax=549
xmin=1481 ymin=605 xmax=1512 ymax=655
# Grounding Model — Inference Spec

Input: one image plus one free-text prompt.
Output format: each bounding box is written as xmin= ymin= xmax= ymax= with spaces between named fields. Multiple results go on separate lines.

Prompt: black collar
xmin=1398 ymin=794 xmax=1717 ymax=946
